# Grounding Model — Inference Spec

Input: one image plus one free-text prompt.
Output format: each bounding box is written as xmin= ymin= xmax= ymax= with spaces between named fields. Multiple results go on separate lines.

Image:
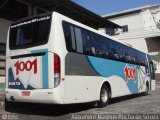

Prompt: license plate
xmin=21 ymin=91 xmax=31 ymax=96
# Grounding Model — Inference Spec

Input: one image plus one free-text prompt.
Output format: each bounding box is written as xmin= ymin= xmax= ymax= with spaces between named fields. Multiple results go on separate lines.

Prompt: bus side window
xmin=74 ymin=27 xmax=83 ymax=53
xmin=145 ymin=64 xmax=150 ymax=76
xmin=149 ymin=61 xmax=156 ymax=80
xmin=63 ymin=22 xmax=76 ymax=52
xmin=63 ymin=21 xmax=84 ymax=54
xmin=70 ymin=26 xmax=76 ymax=51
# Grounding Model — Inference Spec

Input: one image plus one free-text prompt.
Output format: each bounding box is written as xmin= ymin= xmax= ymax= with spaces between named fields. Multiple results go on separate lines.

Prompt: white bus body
xmin=5 ymin=12 xmax=155 ymax=107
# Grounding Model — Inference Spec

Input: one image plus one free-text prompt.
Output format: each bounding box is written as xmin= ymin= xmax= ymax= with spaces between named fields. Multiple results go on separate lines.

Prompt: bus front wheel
xmin=144 ymin=83 xmax=149 ymax=96
xmin=98 ymin=85 xmax=110 ymax=108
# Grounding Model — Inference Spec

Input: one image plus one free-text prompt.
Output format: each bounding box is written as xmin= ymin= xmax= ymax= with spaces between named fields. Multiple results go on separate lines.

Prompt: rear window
xmin=9 ymin=13 xmax=51 ymax=49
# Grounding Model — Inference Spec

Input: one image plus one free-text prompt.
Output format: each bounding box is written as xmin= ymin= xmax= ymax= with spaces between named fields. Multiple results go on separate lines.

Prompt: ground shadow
xmin=5 ymin=93 xmax=149 ymax=117
xmin=5 ymin=102 xmax=95 ymax=116
xmin=110 ymin=93 xmax=150 ymax=104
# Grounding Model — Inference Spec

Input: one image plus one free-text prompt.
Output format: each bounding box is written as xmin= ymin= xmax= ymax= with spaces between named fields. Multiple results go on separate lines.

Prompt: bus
xmin=5 ymin=12 xmax=156 ymax=108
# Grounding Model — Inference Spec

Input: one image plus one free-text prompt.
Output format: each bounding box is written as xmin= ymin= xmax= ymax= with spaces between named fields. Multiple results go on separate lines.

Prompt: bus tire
xmin=98 ymin=84 xmax=110 ymax=108
xmin=144 ymin=83 xmax=149 ymax=96
xmin=5 ymin=99 xmax=23 ymax=111
xmin=5 ymin=98 xmax=12 ymax=111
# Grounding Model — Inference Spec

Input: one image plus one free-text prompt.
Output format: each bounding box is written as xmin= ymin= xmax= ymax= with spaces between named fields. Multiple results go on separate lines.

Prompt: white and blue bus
xmin=5 ymin=12 xmax=155 ymax=107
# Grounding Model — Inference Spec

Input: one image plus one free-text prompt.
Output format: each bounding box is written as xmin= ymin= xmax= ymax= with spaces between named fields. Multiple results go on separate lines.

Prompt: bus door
xmin=149 ymin=61 xmax=156 ymax=90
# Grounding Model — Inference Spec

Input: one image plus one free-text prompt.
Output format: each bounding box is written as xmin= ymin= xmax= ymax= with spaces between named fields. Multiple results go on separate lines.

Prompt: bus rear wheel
xmin=98 ymin=85 xmax=110 ymax=108
xmin=5 ymin=98 xmax=13 ymax=111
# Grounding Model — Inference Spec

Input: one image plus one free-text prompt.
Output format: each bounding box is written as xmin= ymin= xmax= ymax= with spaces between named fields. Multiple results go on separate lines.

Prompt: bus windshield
xmin=9 ymin=14 xmax=51 ymax=49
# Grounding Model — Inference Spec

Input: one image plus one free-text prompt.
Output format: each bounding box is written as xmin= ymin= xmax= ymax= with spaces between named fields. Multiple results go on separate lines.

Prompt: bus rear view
xmin=5 ymin=13 xmax=62 ymax=104
xmin=5 ymin=11 xmax=155 ymax=108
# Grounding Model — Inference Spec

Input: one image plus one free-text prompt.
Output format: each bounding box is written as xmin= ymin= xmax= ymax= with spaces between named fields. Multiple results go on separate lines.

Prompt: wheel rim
xmin=101 ymin=87 xmax=108 ymax=103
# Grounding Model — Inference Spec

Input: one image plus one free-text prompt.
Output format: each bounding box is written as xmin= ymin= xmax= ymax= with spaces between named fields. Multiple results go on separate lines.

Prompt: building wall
xmin=104 ymin=8 xmax=160 ymax=53
xmin=142 ymin=9 xmax=157 ymax=30
xmin=0 ymin=19 xmax=11 ymax=89
xmin=0 ymin=18 xmax=12 ymax=44
xmin=106 ymin=12 xmax=149 ymax=52
xmin=0 ymin=43 xmax=6 ymax=90
xmin=110 ymin=12 xmax=143 ymax=32
xmin=121 ymin=38 xmax=148 ymax=52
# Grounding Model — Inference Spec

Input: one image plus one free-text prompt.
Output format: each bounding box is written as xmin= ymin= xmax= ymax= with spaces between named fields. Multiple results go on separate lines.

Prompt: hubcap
xmin=101 ymin=88 xmax=108 ymax=103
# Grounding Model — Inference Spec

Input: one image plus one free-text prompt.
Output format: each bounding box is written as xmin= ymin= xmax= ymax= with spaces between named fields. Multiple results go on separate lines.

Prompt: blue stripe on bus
xmin=87 ymin=56 xmax=125 ymax=78
xmin=87 ymin=56 xmax=138 ymax=94
xmin=31 ymin=49 xmax=49 ymax=89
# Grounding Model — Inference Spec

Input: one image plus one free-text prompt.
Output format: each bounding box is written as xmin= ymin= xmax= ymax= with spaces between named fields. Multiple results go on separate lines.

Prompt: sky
xmin=73 ymin=0 xmax=160 ymax=16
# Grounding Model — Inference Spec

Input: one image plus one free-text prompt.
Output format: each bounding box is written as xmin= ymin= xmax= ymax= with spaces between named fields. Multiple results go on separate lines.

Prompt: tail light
xmin=54 ymin=53 xmax=61 ymax=88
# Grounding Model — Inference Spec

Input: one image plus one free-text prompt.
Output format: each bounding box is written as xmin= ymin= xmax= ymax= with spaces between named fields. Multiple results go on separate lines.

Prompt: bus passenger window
xmin=96 ymin=49 xmax=103 ymax=57
xmin=75 ymin=27 xmax=83 ymax=53
xmin=91 ymin=47 xmax=96 ymax=55
xmin=70 ymin=26 xmax=76 ymax=51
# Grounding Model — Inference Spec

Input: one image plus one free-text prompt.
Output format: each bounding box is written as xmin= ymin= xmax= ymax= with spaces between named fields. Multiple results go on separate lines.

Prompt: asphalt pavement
xmin=0 ymin=82 xmax=159 ymax=120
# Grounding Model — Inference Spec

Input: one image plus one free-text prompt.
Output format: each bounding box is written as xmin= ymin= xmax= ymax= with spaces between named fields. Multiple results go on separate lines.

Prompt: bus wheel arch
xmin=98 ymin=82 xmax=111 ymax=108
